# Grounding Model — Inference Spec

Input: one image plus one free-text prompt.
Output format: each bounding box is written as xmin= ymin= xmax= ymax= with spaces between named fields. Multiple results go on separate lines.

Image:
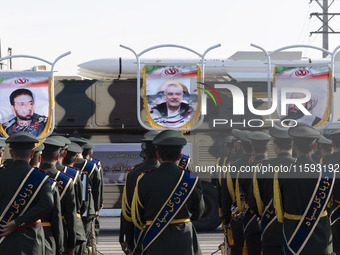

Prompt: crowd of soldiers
xmin=214 ymin=124 xmax=340 ymax=255
xmin=0 ymin=132 xmax=104 ymax=255
xmin=2 ymin=124 xmax=340 ymax=255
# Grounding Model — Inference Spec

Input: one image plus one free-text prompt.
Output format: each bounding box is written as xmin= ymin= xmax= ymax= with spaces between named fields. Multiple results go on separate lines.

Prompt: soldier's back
xmin=137 ymin=162 xmax=204 ymax=255
xmin=0 ymin=161 xmax=53 ymax=255
xmin=279 ymin=155 xmax=333 ymax=254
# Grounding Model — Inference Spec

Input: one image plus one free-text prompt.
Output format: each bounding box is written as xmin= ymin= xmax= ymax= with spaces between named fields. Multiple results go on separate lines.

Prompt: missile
xmin=77 ymin=55 xmax=340 ymax=83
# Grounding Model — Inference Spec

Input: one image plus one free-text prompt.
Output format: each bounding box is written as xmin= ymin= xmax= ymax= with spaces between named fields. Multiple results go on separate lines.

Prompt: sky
xmin=1 ymin=0 xmax=340 ymax=76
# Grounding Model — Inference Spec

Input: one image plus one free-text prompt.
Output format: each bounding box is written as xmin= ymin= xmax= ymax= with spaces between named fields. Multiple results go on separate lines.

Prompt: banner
xmin=0 ymin=71 xmax=53 ymax=138
xmin=143 ymin=65 xmax=201 ymax=129
xmin=274 ymin=66 xmax=332 ymax=128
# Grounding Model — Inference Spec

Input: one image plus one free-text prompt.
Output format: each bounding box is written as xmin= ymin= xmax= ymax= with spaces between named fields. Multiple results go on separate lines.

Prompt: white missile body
xmin=77 ymin=51 xmax=340 ymax=84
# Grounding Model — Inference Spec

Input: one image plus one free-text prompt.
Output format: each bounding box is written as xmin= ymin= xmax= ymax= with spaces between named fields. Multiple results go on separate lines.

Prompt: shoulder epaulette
xmin=139 ymin=168 xmax=156 ymax=175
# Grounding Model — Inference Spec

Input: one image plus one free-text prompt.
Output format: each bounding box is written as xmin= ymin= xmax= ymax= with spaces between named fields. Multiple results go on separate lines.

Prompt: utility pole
xmin=310 ymin=0 xmax=340 ymax=57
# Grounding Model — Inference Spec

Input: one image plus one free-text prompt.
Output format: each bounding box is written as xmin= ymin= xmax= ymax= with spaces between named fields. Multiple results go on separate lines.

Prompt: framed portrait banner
xmin=0 ymin=71 xmax=53 ymax=138
xmin=143 ymin=65 xmax=201 ymax=129
xmin=273 ymin=66 xmax=332 ymax=128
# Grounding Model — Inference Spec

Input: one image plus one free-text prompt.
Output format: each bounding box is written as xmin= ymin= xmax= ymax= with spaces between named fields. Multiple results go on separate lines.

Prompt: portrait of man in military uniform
xmin=144 ymin=65 xmax=200 ymax=129
xmin=150 ymin=81 xmax=194 ymax=127
xmin=1 ymin=88 xmax=48 ymax=137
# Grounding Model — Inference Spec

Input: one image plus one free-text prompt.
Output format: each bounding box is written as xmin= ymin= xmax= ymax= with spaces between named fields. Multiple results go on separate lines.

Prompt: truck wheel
xmin=193 ymin=181 xmax=221 ymax=232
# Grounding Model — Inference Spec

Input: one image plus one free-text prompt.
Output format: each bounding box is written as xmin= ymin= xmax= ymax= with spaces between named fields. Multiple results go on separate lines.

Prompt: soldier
xmin=121 ymin=131 xmax=160 ymax=254
xmin=212 ymin=135 xmax=234 ymax=213
xmin=211 ymin=134 xmax=234 ymax=255
xmin=238 ymin=131 xmax=271 ymax=255
xmin=249 ymin=127 xmax=295 ymax=255
xmin=131 ymin=130 xmax=205 ymax=255
xmin=69 ymin=137 xmax=101 ymax=255
xmin=0 ymin=140 xmax=5 ymax=166
xmin=82 ymin=138 xmax=104 ymax=240
xmin=31 ymin=143 xmax=64 ymax=255
xmin=322 ymin=129 xmax=340 ymax=255
xmin=0 ymin=132 xmax=53 ymax=254
xmin=221 ymin=129 xmax=252 ymax=255
xmin=312 ymin=135 xmax=333 ymax=163
xmin=273 ymin=124 xmax=334 ymax=255
xmin=56 ymin=139 xmax=88 ymax=255
xmin=40 ymin=136 xmax=78 ymax=255
xmin=120 ymin=143 xmax=145 ymax=255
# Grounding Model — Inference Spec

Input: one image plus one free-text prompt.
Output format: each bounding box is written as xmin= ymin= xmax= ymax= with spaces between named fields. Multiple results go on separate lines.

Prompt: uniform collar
xmin=11 ymin=159 xmax=31 ymax=167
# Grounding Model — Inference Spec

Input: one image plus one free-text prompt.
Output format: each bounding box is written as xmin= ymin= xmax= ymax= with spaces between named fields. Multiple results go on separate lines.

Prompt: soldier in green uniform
xmin=273 ymin=124 xmax=333 ymax=255
xmin=69 ymin=137 xmax=101 ymax=255
xmin=41 ymin=136 xmax=78 ymax=255
xmin=120 ymin=144 xmax=146 ymax=255
xmin=0 ymin=132 xmax=53 ymax=255
xmin=131 ymin=130 xmax=205 ymax=255
xmin=312 ymin=135 xmax=333 ymax=163
xmin=55 ymin=139 xmax=88 ymax=255
xmin=221 ymin=129 xmax=252 ymax=255
xmin=238 ymin=131 xmax=271 ymax=255
xmin=212 ymin=135 xmax=234 ymax=215
xmin=249 ymin=127 xmax=295 ymax=255
xmin=81 ymin=138 xmax=104 ymax=241
xmin=322 ymin=129 xmax=340 ymax=255
xmin=121 ymin=131 xmax=160 ymax=253
xmin=31 ymin=143 xmax=64 ymax=255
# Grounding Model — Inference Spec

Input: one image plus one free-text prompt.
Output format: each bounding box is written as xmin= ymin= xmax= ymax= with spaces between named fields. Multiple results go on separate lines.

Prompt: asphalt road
xmin=96 ymin=217 xmax=224 ymax=255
